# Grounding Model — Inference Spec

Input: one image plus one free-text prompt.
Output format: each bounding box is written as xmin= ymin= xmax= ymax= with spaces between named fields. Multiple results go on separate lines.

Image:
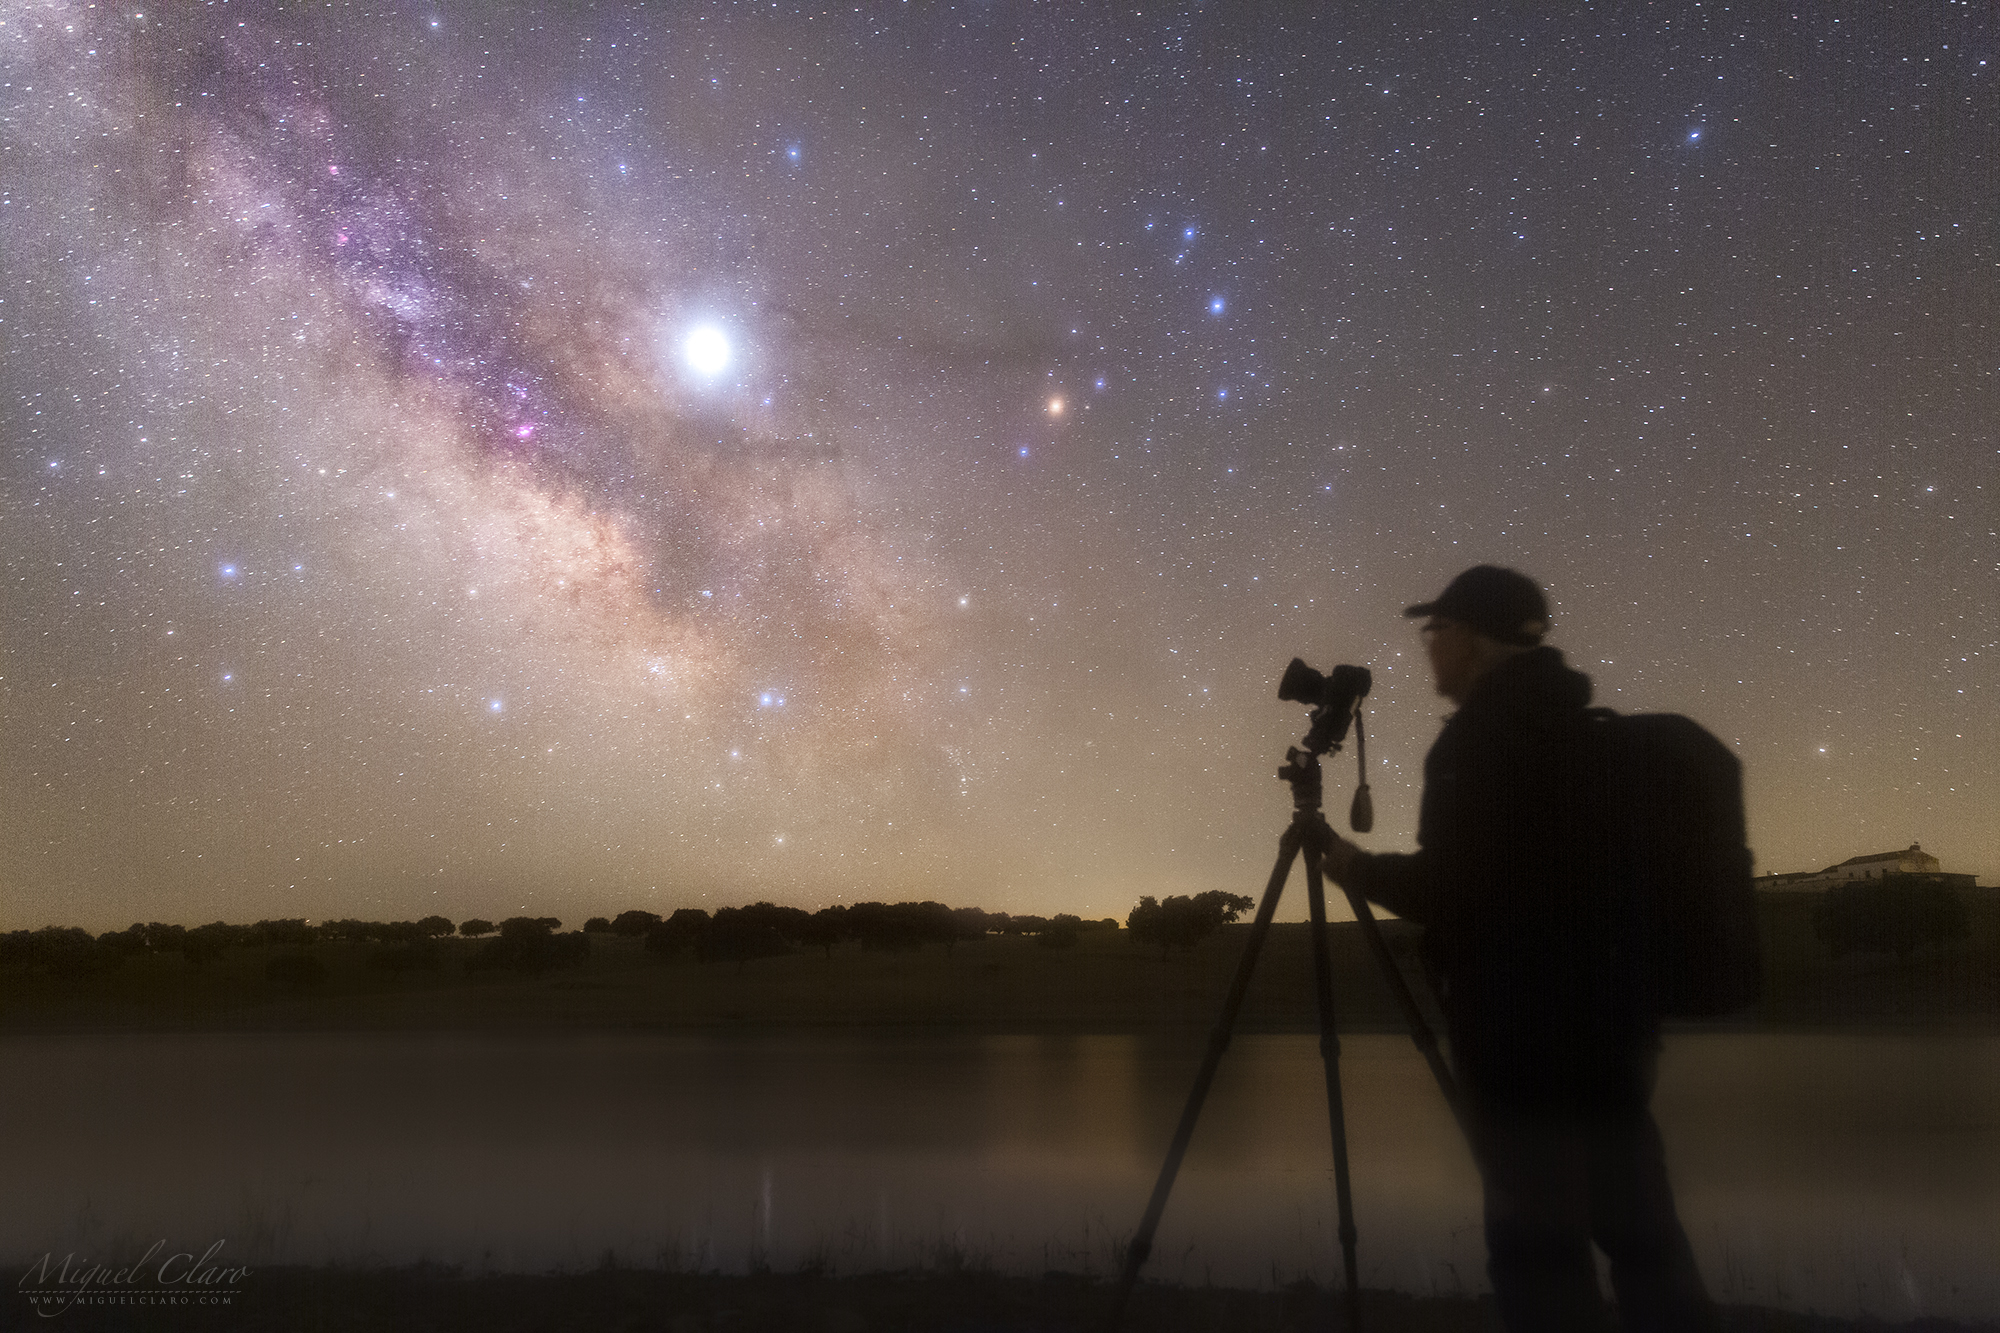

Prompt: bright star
xmin=1047 ymin=397 xmax=1064 ymax=416
xmin=1209 ymin=297 xmax=1225 ymax=314
xmin=683 ymin=325 xmax=732 ymax=377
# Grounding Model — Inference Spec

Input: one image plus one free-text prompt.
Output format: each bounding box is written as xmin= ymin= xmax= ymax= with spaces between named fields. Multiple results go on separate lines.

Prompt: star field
xmin=2 ymin=3 xmax=1994 ymax=929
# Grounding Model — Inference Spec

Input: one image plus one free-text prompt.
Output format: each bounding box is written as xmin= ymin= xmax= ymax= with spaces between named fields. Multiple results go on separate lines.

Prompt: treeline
xmin=609 ymin=903 xmax=1123 ymax=967
xmin=0 ymin=892 xmax=1268 ymax=986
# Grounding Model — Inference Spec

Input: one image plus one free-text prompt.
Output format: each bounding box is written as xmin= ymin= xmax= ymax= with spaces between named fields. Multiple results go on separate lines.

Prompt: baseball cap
xmin=1404 ymin=566 xmax=1550 ymax=645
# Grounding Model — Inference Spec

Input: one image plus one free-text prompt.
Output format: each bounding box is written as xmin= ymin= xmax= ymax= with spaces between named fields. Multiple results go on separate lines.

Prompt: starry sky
xmin=3 ymin=3 xmax=1994 ymax=932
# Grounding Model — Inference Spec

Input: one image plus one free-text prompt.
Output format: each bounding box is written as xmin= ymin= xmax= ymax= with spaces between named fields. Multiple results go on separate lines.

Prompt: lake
xmin=2 ymin=1030 xmax=1994 ymax=1320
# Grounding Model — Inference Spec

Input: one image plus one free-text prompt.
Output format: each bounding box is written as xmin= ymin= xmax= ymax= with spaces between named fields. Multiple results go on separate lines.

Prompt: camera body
xmin=1278 ymin=658 xmax=1375 ymax=832
xmin=1278 ymin=658 xmax=1371 ymax=755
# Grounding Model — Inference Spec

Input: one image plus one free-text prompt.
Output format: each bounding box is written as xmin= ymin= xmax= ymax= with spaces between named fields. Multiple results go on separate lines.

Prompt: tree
xmin=797 ymin=905 xmax=848 ymax=958
xmin=611 ymin=910 xmax=662 ymax=936
xmin=458 ymin=919 xmax=496 ymax=938
xmin=251 ymin=919 xmax=320 ymax=948
xmin=1036 ymin=913 xmax=1084 ymax=950
xmin=466 ymin=918 xmax=588 ymax=974
xmin=1814 ymin=876 xmax=1970 ymax=960
xmin=1 ymin=928 xmax=121 ymax=978
xmin=644 ymin=909 xmax=712 ymax=959
xmin=1126 ymin=891 xmax=1256 ymax=953
xmin=846 ymin=901 xmax=958 ymax=952
xmin=951 ymin=906 xmax=993 ymax=947
xmin=416 ymin=915 xmax=456 ymax=938
xmin=182 ymin=922 xmax=241 ymax=969
xmin=696 ymin=906 xmax=796 ymax=971
xmin=584 ymin=917 xmax=614 ymax=933
xmin=98 ymin=926 xmax=151 ymax=957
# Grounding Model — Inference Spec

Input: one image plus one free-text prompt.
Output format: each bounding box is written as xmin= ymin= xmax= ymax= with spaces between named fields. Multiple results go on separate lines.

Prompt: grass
xmin=0 ymin=923 xmax=1446 ymax=1035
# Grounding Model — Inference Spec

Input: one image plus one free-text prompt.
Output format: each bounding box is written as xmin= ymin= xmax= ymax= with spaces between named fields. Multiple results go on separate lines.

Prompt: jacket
xmin=1347 ymin=647 xmax=1656 ymax=1109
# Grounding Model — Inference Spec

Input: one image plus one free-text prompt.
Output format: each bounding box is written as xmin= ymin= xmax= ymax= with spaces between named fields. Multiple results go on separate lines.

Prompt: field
xmin=0 ymin=921 xmax=1441 ymax=1035
xmin=3 ymin=892 xmax=1997 ymax=1036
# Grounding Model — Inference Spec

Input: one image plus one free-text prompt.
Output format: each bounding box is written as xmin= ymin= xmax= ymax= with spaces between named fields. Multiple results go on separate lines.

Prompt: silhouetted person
xmin=1320 ymin=566 xmax=1717 ymax=1333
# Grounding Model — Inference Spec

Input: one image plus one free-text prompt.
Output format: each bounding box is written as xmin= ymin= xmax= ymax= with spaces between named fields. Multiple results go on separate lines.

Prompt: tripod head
xmin=1276 ymin=659 xmax=1374 ymax=831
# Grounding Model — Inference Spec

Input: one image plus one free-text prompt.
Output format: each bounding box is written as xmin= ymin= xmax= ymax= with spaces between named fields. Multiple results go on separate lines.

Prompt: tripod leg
xmin=1303 ymin=847 xmax=1364 ymax=1332
xmin=1101 ymin=826 xmax=1301 ymax=1333
xmin=1336 ymin=887 xmax=1465 ymax=1133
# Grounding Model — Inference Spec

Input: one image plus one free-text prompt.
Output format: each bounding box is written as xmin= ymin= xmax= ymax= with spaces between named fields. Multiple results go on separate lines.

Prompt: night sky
xmin=3 ymin=3 xmax=1993 ymax=932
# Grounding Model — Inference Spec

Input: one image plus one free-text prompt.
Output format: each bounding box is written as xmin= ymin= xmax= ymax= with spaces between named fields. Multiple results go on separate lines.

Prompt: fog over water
xmin=4 ymin=1031 xmax=1995 ymax=1320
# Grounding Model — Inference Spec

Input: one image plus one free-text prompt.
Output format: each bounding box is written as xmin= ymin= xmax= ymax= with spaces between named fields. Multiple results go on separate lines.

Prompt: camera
xmin=1278 ymin=659 xmax=1375 ymax=831
xmin=1278 ymin=659 xmax=1371 ymax=714
xmin=1278 ymin=659 xmax=1371 ymax=752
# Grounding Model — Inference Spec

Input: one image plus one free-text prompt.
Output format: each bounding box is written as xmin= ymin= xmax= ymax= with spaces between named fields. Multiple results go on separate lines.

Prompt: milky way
xmin=3 ymin=4 xmax=1994 ymax=928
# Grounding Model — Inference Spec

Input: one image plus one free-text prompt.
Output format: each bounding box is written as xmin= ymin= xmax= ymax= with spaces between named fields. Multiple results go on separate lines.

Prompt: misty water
xmin=3 ymin=1031 xmax=1994 ymax=1321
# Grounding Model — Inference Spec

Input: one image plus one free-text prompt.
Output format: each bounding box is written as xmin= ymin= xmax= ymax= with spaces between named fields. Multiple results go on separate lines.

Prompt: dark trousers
xmin=1464 ymin=1086 xmax=1718 ymax=1333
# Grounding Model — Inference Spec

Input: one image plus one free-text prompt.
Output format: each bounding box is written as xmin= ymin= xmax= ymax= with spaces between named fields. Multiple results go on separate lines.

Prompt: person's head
xmin=1403 ymin=566 xmax=1549 ymax=702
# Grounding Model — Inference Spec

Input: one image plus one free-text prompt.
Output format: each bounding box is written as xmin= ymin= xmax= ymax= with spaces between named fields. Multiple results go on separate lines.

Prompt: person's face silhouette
xmin=1421 ymin=617 xmax=1481 ymax=703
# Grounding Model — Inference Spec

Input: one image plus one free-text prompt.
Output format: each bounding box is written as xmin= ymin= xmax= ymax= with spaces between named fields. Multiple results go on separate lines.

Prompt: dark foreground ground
xmin=15 ymin=1267 xmax=1995 ymax=1333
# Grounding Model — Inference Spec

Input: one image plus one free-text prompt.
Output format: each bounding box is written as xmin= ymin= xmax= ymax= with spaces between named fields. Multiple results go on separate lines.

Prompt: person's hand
xmin=1319 ymin=832 xmax=1363 ymax=886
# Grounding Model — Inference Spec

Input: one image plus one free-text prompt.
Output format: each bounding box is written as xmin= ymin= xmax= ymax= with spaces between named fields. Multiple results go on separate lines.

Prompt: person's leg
xmin=1472 ymin=1106 xmax=1614 ymax=1332
xmin=1587 ymin=1105 xmax=1718 ymax=1333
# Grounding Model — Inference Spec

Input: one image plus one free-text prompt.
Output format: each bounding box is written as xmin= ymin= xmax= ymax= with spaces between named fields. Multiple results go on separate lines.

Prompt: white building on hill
xmin=1756 ymin=843 xmax=1979 ymax=893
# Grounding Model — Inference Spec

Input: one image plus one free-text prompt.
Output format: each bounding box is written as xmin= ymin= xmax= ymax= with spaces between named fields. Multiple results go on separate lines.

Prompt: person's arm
xmin=1321 ymin=835 xmax=1435 ymax=924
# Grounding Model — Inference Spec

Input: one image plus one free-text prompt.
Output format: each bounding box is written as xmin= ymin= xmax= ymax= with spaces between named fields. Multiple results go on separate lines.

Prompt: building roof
xmin=1827 ymin=842 xmax=1930 ymax=871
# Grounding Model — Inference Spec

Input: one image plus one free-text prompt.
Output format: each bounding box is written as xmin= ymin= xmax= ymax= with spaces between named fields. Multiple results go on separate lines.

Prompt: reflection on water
xmin=1 ymin=1031 xmax=1994 ymax=1319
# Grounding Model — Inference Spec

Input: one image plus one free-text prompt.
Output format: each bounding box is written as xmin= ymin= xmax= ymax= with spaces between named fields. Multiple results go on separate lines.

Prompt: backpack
xmin=1582 ymin=710 xmax=1761 ymax=1018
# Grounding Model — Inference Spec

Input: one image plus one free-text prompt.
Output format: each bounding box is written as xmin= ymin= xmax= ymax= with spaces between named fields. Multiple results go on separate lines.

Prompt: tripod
xmin=1102 ymin=715 xmax=1465 ymax=1333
